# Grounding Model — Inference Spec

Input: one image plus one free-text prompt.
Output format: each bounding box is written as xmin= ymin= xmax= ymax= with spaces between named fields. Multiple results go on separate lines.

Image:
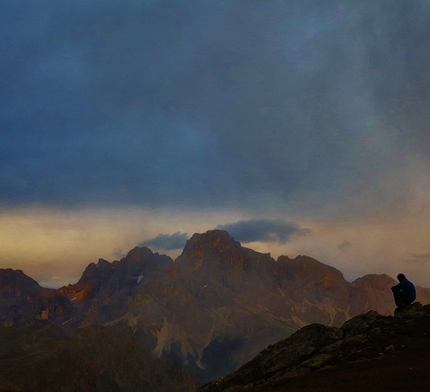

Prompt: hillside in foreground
xmin=0 ymin=324 xmax=195 ymax=392
xmin=1 ymin=230 xmax=430 ymax=387
xmin=199 ymin=303 xmax=430 ymax=391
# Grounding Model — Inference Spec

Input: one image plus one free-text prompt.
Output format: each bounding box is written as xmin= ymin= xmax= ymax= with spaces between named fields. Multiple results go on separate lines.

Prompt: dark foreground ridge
xmin=0 ymin=324 xmax=195 ymax=392
xmin=2 ymin=230 xmax=430 ymax=388
xmin=199 ymin=303 xmax=430 ymax=392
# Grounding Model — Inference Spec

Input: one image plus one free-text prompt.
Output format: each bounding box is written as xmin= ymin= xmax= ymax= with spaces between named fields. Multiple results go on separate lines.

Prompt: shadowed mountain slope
xmin=0 ymin=324 xmax=195 ymax=392
xmin=110 ymin=230 xmax=358 ymax=383
xmin=199 ymin=303 xmax=430 ymax=391
xmin=57 ymin=246 xmax=172 ymax=327
xmin=0 ymin=268 xmax=74 ymax=327
xmin=2 ymin=230 xmax=430 ymax=386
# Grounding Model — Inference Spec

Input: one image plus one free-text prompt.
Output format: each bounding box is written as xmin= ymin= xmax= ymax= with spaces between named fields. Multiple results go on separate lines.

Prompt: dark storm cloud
xmin=1 ymin=1 xmax=430 ymax=213
xmin=139 ymin=232 xmax=189 ymax=251
xmin=216 ymin=219 xmax=310 ymax=244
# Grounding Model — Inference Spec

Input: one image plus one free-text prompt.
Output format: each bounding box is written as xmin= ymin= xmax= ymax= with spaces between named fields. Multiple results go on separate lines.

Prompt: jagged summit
xmin=0 ymin=268 xmax=41 ymax=292
xmin=58 ymin=246 xmax=173 ymax=327
xmin=125 ymin=245 xmax=154 ymax=261
xmin=3 ymin=231 xmax=430 ymax=387
xmin=352 ymin=273 xmax=394 ymax=286
xmin=349 ymin=273 xmax=398 ymax=316
xmin=278 ymin=255 xmax=346 ymax=281
xmin=181 ymin=229 xmax=242 ymax=256
xmin=0 ymin=268 xmax=73 ymax=327
xmin=78 ymin=246 xmax=170 ymax=285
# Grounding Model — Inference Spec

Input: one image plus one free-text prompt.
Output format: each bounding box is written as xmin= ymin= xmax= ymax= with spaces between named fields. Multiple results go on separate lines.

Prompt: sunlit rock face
xmin=0 ymin=268 xmax=74 ymax=326
xmin=124 ymin=230 xmax=294 ymax=383
xmin=275 ymin=255 xmax=351 ymax=326
xmin=58 ymin=246 xmax=173 ymax=327
xmin=3 ymin=230 xmax=430 ymax=386
xmin=108 ymin=231 xmax=430 ymax=384
xmin=104 ymin=231 xmax=372 ymax=384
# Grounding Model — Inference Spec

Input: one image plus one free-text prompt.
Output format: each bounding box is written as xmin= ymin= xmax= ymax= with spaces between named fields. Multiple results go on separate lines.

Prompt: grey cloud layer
xmin=140 ymin=219 xmax=309 ymax=250
xmin=139 ymin=232 xmax=189 ymax=251
xmin=1 ymin=1 xmax=429 ymax=215
xmin=217 ymin=219 xmax=310 ymax=244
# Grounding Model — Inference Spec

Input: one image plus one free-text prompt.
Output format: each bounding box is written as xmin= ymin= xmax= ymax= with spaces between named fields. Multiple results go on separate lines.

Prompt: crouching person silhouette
xmin=391 ymin=273 xmax=416 ymax=311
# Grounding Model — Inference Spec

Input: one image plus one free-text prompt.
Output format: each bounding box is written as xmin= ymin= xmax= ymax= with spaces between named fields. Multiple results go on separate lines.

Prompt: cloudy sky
xmin=1 ymin=1 xmax=429 ymax=288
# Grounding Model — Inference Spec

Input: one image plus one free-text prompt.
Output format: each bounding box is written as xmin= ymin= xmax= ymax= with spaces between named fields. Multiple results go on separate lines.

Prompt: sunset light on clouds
xmin=1 ymin=1 xmax=430 ymax=287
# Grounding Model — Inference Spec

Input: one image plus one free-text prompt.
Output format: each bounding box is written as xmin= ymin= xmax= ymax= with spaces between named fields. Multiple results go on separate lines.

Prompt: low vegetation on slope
xmin=0 ymin=324 xmax=195 ymax=392
xmin=199 ymin=303 xmax=430 ymax=392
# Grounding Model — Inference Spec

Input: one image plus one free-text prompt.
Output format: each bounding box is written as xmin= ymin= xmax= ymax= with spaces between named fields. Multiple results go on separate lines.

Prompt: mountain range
xmin=1 ymin=229 xmax=430 ymax=390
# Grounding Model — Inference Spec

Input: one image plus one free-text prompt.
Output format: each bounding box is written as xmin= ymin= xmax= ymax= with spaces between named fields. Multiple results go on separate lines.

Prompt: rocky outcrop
xmin=200 ymin=323 xmax=344 ymax=391
xmin=199 ymin=303 xmax=430 ymax=391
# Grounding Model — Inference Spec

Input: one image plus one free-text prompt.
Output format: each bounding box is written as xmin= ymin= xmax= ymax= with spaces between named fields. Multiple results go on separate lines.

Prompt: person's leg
xmin=393 ymin=290 xmax=407 ymax=307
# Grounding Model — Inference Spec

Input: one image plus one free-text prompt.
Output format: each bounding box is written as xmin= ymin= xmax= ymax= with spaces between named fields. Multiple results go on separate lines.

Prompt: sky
xmin=1 ymin=0 xmax=430 ymax=288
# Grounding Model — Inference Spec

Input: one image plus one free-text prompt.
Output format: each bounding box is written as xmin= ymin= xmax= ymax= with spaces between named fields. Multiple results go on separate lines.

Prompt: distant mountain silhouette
xmin=57 ymin=246 xmax=171 ymax=327
xmin=1 ymin=229 xmax=430 ymax=387
xmin=0 ymin=268 xmax=74 ymax=326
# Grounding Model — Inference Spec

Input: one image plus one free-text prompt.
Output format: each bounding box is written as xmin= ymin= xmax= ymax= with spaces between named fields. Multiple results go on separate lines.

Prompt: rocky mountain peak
xmin=278 ymin=255 xmax=345 ymax=282
xmin=0 ymin=268 xmax=41 ymax=293
xmin=124 ymin=246 xmax=154 ymax=262
xmin=79 ymin=259 xmax=112 ymax=282
xmin=0 ymin=268 xmax=73 ymax=327
xmin=352 ymin=273 xmax=395 ymax=289
xmin=4 ymin=232 xmax=430 ymax=388
xmin=182 ymin=230 xmax=241 ymax=256
xmin=349 ymin=274 xmax=398 ymax=316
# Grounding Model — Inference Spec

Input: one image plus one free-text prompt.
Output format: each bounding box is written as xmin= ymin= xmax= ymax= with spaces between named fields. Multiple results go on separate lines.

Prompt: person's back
xmin=391 ymin=273 xmax=416 ymax=310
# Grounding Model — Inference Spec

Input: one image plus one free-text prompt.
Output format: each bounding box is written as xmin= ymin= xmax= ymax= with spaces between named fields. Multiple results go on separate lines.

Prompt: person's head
xmin=397 ymin=273 xmax=406 ymax=282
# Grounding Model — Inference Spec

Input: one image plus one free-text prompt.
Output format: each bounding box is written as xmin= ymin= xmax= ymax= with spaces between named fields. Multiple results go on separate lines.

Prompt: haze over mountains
xmin=1 ymin=230 xmax=430 ymax=390
xmin=3 ymin=2 xmax=430 ymax=389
